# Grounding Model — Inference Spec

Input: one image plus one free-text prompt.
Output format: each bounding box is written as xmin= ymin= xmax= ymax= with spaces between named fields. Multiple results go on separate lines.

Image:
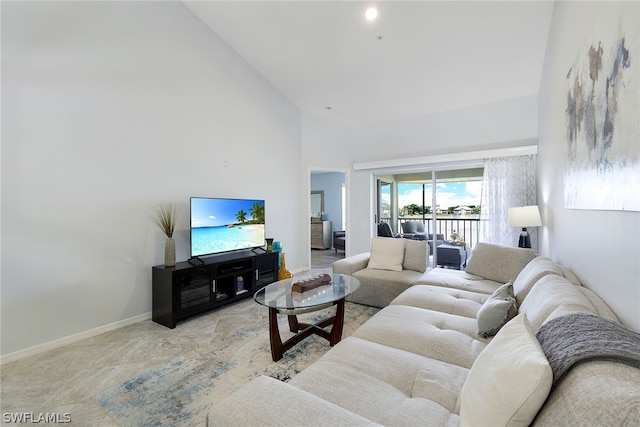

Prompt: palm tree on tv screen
xmin=250 ymin=202 xmax=265 ymax=224
xmin=236 ymin=210 xmax=247 ymax=224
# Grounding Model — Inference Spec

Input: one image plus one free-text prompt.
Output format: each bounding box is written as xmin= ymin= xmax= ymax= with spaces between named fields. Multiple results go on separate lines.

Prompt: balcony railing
xmin=382 ymin=216 xmax=481 ymax=249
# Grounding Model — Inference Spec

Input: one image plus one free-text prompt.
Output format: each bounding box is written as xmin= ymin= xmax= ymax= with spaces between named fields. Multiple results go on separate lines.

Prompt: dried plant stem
xmin=153 ymin=203 xmax=176 ymax=238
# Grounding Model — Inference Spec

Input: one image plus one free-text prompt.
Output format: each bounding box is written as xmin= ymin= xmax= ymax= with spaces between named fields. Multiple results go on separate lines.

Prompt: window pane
xmin=378 ymin=181 xmax=391 ymax=222
xmin=398 ymin=182 xmax=426 ymax=217
xmin=435 ymin=171 xmax=482 ymax=244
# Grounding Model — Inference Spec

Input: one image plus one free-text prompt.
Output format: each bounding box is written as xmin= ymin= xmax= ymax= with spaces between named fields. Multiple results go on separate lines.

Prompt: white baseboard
xmin=0 ymin=312 xmax=152 ymax=365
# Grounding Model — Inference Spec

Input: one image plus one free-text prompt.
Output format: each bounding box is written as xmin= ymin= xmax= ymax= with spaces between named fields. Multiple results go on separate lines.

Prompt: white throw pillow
xmin=402 ymin=238 xmax=428 ymax=273
xmin=460 ymin=313 xmax=552 ymax=427
xmin=367 ymin=237 xmax=405 ymax=271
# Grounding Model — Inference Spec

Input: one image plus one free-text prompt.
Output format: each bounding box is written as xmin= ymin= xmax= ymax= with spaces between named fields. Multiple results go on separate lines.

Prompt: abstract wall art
xmin=564 ymin=24 xmax=639 ymax=211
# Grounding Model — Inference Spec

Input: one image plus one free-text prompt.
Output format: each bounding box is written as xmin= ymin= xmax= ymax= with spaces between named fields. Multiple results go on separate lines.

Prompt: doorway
xmin=309 ymin=169 xmax=348 ymax=270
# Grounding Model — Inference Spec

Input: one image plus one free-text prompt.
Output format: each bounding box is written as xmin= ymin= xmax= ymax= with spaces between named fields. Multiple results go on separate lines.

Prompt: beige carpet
xmin=85 ymin=299 xmax=377 ymax=426
xmin=1 ymin=298 xmax=377 ymax=426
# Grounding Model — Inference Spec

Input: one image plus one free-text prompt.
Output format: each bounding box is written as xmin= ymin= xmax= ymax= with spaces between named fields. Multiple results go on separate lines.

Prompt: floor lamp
xmin=508 ymin=206 xmax=542 ymax=249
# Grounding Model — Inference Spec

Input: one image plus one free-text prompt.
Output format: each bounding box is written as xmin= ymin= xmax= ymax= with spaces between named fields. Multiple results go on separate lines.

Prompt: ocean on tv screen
xmin=191 ymin=224 xmax=265 ymax=256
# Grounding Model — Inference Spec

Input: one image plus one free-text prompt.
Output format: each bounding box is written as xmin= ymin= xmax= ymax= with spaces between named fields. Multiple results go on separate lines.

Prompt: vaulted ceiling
xmin=185 ymin=1 xmax=554 ymax=127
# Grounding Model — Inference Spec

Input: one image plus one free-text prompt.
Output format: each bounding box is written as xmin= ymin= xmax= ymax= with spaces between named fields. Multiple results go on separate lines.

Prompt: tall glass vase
xmin=164 ymin=237 xmax=176 ymax=267
xmin=278 ymin=252 xmax=292 ymax=280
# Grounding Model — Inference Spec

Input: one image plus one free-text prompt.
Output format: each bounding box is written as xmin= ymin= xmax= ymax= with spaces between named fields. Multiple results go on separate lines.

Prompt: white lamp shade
xmin=508 ymin=206 xmax=542 ymax=227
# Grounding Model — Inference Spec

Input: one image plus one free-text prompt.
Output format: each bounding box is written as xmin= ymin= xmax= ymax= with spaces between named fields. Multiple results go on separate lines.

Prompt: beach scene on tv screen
xmin=191 ymin=198 xmax=265 ymax=256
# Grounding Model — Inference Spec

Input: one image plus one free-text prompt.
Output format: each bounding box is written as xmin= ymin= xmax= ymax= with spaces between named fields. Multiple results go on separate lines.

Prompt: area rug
xmin=92 ymin=300 xmax=378 ymax=427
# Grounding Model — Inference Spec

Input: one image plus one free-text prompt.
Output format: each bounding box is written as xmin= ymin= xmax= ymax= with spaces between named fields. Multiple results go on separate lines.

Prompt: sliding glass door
xmin=375 ymin=167 xmax=483 ymax=249
xmin=376 ymin=179 xmax=393 ymax=228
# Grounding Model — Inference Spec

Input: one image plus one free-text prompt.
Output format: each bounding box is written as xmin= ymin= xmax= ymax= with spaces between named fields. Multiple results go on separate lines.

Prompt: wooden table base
xmin=268 ymin=298 xmax=345 ymax=361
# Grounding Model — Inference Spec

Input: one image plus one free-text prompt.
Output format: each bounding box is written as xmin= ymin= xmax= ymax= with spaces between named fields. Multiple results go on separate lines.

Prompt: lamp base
xmin=518 ymin=228 xmax=531 ymax=248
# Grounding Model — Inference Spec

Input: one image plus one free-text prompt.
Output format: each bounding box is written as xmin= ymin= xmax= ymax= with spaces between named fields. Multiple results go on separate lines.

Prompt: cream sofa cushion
xmin=367 ymin=237 xmax=404 ymax=271
xmin=512 ymin=256 xmax=563 ymax=305
xmin=558 ymin=264 xmax=582 ymax=285
xmin=465 ymin=242 xmax=535 ymax=284
xmin=577 ymin=287 xmax=620 ymax=322
xmin=351 ymin=304 xmax=488 ymax=369
xmin=333 ymin=252 xmax=370 ymax=276
xmin=208 ymin=375 xmax=378 ymax=426
xmin=290 ymin=337 xmax=464 ymax=426
xmin=460 ymin=313 xmax=552 ymax=427
xmin=403 ymin=238 xmax=428 ymax=272
xmin=519 ymin=275 xmax=597 ymax=332
xmin=390 ymin=285 xmax=487 ymax=319
xmin=350 ymin=268 xmax=423 ymax=308
xmin=415 ymin=268 xmax=502 ymax=295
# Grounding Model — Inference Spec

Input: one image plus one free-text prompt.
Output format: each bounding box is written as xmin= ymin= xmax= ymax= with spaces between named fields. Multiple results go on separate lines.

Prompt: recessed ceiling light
xmin=365 ymin=7 xmax=378 ymax=21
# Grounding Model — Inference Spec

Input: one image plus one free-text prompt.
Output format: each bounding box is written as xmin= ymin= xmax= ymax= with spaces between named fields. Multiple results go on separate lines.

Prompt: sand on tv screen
xmin=190 ymin=197 xmax=265 ymax=257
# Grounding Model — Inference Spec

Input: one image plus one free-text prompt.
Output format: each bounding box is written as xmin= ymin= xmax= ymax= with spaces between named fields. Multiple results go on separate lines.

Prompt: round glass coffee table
xmin=254 ymin=272 xmax=360 ymax=361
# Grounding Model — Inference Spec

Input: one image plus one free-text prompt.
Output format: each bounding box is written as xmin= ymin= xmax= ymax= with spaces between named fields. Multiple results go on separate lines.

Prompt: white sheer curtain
xmin=479 ymin=154 xmax=538 ymax=249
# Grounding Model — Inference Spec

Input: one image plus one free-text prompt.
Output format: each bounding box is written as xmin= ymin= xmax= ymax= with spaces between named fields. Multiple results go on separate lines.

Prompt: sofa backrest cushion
xmin=519 ymin=275 xmax=598 ymax=332
xmin=557 ymin=264 xmax=582 ymax=285
xmin=577 ymin=287 xmax=620 ymax=322
xmin=512 ymin=256 xmax=563 ymax=305
xmin=465 ymin=243 xmax=536 ymax=284
xmin=367 ymin=237 xmax=405 ymax=271
xmin=403 ymin=238 xmax=428 ymax=273
xmin=460 ymin=313 xmax=552 ymax=427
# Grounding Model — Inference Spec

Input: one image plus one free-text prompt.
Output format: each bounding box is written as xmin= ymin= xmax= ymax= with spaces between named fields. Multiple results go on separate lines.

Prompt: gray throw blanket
xmin=536 ymin=313 xmax=640 ymax=388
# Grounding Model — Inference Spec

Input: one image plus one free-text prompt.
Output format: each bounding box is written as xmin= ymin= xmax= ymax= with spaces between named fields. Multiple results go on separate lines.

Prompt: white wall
xmin=302 ymin=114 xmax=355 ymax=169
xmin=1 ymin=1 xmax=303 ymax=357
xmin=538 ymin=1 xmax=640 ymax=330
xmin=352 ymin=96 xmax=538 ymax=162
xmin=347 ymin=97 xmax=540 ymax=255
xmin=302 ymin=114 xmax=355 ymax=255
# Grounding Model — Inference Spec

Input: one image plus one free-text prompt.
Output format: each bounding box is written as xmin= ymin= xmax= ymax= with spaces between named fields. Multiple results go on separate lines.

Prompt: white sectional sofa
xmin=207 ymin=242 xmax=640 ymax=426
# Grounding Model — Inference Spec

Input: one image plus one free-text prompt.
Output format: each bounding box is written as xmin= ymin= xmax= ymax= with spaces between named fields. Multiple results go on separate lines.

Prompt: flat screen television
xmin=190 ymin=197 xmax=265 ymax=258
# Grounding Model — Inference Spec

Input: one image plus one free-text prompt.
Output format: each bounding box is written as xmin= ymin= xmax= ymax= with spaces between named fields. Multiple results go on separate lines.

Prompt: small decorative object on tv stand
xmin=152 ymin=202 xmax=176 ymax=267
xmin=164 ymin=238 xmax=176 ymax=266
xmin=278 ymin=253 xmax=293 ymax=280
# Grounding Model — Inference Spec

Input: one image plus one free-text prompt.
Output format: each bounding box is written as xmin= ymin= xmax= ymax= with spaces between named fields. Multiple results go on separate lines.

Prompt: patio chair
xmin=401 ymin=221 xmax=426 ymax=240
xmin=377 ymin=222 xmax=401 ymax=238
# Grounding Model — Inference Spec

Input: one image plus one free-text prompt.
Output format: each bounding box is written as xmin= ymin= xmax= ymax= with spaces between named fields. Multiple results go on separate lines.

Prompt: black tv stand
xmin=152 ymin=250 xmax=279 ymax=328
